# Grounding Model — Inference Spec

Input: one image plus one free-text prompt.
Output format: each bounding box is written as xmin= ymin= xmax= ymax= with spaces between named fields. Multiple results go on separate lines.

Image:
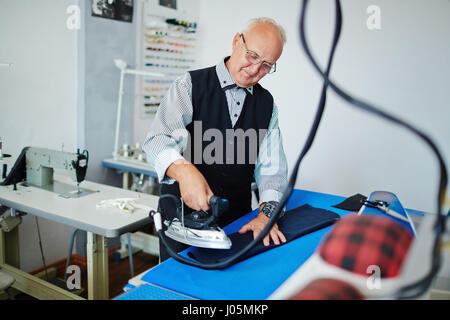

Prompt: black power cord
xmin=149 ymin=0 xmax=342 ymax=270
xmin=298 ymin=0 xmax=448 ymax=299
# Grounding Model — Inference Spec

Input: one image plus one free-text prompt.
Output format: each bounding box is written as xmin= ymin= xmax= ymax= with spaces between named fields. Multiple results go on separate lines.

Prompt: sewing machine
xmin=0 ymin=146 xmax=159 ymax=300
xmin=1 ymin=147 xmax=92 ymax=198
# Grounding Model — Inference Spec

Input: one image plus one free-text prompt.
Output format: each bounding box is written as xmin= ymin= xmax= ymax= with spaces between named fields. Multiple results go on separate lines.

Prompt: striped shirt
xmin=142 ymin=57 xmax=288 ymax=206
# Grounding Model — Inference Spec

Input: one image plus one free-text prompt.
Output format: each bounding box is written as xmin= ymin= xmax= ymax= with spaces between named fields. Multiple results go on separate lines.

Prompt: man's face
xmin=226 ymin=23 xmax=283 ymax=88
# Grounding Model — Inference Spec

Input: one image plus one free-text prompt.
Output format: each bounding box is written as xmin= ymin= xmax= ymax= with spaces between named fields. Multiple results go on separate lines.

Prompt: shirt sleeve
xmin=142 ymin=72 xmax=193 ymax=184
xmin=254 ymin=103 xmax=288 ymax=206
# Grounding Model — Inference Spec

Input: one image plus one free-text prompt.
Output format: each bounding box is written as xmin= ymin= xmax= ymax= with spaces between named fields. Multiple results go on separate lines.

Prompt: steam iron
xmin=161 ymin=195 xmax=232 ymax=249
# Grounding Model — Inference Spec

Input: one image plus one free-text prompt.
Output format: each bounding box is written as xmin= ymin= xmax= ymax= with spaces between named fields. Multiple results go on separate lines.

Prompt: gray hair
xmin=242 ymin=17 xmax=287 ymax=44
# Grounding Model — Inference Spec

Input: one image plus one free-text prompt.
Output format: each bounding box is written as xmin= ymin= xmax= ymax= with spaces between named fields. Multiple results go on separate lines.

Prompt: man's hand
xmin=166 ymin=159 xmax=214 ymax=211
xmin=238 ymin=209 xmax=286 ymax=246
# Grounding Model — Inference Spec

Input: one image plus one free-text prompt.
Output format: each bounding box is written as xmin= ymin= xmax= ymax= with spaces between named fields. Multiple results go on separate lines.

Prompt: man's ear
xmin=231 ymin=32 xmax=241 ymax=51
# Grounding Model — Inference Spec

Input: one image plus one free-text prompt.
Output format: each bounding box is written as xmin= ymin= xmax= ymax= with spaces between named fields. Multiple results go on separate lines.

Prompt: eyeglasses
xmin=240 ymin=33 xmax=276 ymax=74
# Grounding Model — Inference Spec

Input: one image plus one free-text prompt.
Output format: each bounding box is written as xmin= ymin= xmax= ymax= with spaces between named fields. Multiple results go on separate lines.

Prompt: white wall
xmin=196 ymin=0 xmax=450 ymax=213
xmin=83 ymin=0 xmax=137 ymax=187
xmin=0 ymin=0 xmax=80 ymax=272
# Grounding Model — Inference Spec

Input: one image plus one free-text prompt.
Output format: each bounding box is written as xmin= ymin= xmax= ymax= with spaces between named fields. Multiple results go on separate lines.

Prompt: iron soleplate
xmin=165 ymin=220 xmax=232 ymax=249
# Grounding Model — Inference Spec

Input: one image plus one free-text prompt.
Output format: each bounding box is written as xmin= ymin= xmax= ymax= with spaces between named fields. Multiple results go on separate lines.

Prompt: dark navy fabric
xmin=188 ymin=204 xmax=340 ymax=265
xmin=332 ymin=193 xmax=367 ymax=212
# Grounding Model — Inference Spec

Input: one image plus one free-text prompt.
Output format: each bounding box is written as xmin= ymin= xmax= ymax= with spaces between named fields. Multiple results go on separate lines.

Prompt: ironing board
xmin=116 ymin=189 xmax=424 ymax=300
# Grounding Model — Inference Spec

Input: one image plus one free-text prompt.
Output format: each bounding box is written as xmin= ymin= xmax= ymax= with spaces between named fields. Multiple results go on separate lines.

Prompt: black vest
xmin=161 ymin=66 xmax=274 ymax=226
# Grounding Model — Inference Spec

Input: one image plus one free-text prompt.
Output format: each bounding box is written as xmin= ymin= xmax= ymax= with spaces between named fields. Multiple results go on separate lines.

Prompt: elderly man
xmin=143 ymin=17 xmax=288 ymax=261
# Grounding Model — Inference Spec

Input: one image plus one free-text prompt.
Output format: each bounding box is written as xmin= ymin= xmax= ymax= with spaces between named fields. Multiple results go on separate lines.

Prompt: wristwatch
xmin=261 ymin=201 xmax=283 ymax=219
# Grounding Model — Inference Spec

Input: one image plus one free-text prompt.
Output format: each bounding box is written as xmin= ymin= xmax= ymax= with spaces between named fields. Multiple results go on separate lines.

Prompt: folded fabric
xmin=187 ymin=204 xmax=340 ymax=265
xmin=332 ymin=193 xmax=367 ymax=211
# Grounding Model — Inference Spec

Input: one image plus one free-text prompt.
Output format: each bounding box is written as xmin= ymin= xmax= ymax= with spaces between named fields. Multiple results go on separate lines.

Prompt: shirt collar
xmin=216 ymin=57 xmax=254 ymax=95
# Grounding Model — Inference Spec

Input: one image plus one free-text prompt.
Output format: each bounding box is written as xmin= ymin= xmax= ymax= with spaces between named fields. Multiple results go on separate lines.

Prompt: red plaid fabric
xmin=289 ymin=278 xmax=364 ymax=300
xmin=318 ymin=214 xmax=413 ymax=278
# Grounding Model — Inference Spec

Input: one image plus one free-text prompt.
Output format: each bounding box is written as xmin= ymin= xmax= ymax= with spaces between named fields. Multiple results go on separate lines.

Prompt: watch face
xmin=263 ymin=201 xmax=279 ymax=217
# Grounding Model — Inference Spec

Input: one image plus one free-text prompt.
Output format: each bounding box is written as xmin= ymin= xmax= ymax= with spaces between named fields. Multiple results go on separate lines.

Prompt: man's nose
xmin=247 ymin=62 xmax=262 ymax=76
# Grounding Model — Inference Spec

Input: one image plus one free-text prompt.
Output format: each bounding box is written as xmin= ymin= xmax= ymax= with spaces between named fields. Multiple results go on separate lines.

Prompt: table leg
xmin=0 ymin=229 xmax=5 ymax=265
xmin=86 ymin=232 xmax=109 ymax=300
xmin=0 ymin=228 xmax=20 ymax=268
xmin=122 ymin=171 xmax=131 ymax=190
xmin=1 ymin=225 xmax=83 ymax=300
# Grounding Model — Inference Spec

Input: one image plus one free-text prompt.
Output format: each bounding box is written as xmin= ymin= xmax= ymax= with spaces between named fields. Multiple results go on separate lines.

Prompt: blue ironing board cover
xmin=116 ymin=283 xmax=194 ymax=300
xmin=138 ymin=189 xmax=350 ymax=300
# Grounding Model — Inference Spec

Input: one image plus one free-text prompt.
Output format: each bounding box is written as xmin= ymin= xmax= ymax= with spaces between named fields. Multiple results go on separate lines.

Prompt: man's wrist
xmin=166 ymin=158 xmax=192 ymax=181
xmin=260 ymin=201 xmax=281 ymax=219
xmin=155 ymin=149 xmax=185 ymax=183
xmin=259 ymin=202 xmax=266 ymax=212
